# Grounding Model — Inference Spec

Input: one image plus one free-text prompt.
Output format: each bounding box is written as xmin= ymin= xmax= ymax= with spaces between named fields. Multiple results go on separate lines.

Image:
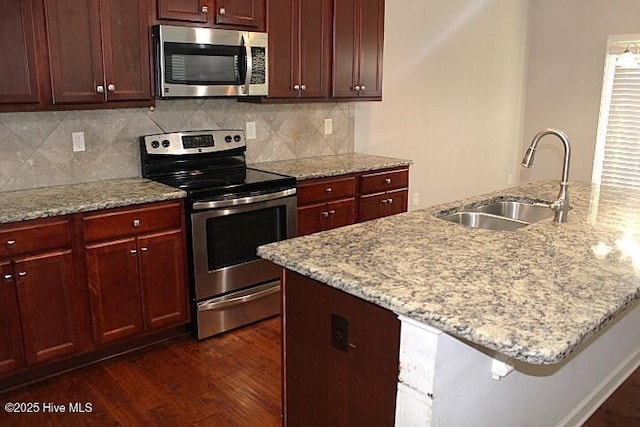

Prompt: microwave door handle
xmin=242 ymin=32 xmax=252 ymax=95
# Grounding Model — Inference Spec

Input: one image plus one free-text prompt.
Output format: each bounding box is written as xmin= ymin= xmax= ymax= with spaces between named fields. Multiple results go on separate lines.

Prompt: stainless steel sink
xmin=438 ymin=211 xmax=529 ymax=231
xmin=436 ymin=199 xmax=554 ymax=231
xmin=473 ymin=201 xmax=554 ymax=223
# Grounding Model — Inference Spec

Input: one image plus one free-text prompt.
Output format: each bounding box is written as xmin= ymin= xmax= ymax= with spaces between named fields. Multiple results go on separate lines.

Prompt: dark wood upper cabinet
xmin=333 ymin=0 xmax=384 ymax=99
xmin=156 ymin=0 xmax=265 ymax=31
xmin=45 ymin=0 xmax=151 ymax=105
xmin=157 ymin=0 xmax=208 ymax=22
xmin=268 ymin=0 xmax=331 ymax=98
xmin=0 ymin=0 xmax=48 ymax=108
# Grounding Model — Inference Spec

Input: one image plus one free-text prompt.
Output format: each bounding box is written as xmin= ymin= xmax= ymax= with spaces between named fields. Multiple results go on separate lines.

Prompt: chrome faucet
xmin=521 ymin=128 xmax=571 ymax=223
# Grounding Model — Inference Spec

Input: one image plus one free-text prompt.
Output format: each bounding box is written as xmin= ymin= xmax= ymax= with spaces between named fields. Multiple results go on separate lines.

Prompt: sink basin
xmin=438 ymin=211 xmax=529 ymax=231
xmin=436 ymin=199 xmax=554 ymax=231
xmin=473 ymin=201 xmax=554 ymax=223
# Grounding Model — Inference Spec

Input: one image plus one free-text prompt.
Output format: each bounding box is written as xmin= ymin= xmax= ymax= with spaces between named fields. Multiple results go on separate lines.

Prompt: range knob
xmin=225 ymin=135 xmax=233 ymax=143
xmin=151 ymin=140 xmax=160 ymax=149
xmin=233 ymin=134 xmax=242 ymax=142
xmin=161 ymin=139 xmax=170 ymax=148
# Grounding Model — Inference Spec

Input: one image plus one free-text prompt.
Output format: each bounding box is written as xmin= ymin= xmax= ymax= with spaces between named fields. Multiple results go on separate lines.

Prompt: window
xmin=592 ymin=35 xmax=640 ymax=190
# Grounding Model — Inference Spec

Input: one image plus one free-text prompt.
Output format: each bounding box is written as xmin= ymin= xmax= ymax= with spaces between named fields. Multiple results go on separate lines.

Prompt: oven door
xmin=190 ymin=192 xmax=296 ymax=301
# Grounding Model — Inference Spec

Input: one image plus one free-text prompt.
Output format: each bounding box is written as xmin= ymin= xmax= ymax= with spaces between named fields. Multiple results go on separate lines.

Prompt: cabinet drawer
xmin=83 ymin=201 xmax=183 ymax=243
xmin=360 ymin=169 xmax=409 ymax=194
xmin=0 ymin=218 xmax=71 ymax=258
xmin=297 ymin=176 xmax=356 ymax=205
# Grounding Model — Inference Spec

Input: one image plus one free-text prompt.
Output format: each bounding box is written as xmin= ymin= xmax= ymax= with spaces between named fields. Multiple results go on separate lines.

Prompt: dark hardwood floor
xmin=0 ymin=316 xmax=637 ymax=426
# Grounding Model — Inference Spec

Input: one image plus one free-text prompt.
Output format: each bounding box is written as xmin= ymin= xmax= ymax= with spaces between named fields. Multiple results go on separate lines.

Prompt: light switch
xmin=323 ymin=119 xmax=333 ymax=135
xmin=246 ymin=121 xmax=256 ymax=140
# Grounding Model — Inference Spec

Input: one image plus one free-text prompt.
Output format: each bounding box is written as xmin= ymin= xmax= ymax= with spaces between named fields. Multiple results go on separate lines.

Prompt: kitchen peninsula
xmin=258 ymin=180 xmax=640 ymax=426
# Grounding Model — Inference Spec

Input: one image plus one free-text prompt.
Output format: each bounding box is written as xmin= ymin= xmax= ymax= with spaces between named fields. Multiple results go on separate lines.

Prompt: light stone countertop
xmin=258 ymin=180 xmax=640 ymax=365
xmin=252 ymin=152 xmax=412 ymax=180
xmin=0 ymin=178 xmax=186 ymax=224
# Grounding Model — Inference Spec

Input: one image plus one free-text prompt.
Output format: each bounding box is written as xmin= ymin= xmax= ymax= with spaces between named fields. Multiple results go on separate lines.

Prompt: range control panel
xmin=142 ymin=130 xmax=245 ymax=155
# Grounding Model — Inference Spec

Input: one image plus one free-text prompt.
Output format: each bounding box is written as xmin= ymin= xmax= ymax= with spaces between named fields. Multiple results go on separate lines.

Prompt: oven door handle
xmin=198 ymin=284 xmax=280 ymax=312
xmin=243 ymin=32 xmax=252 ymax=95
xmin=192 ymin=188 xmax=296 ymax=210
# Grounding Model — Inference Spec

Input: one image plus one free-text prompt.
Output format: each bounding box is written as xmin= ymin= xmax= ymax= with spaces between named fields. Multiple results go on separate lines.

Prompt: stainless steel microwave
xmin=153 ymin=25 xmax=268 ymax=98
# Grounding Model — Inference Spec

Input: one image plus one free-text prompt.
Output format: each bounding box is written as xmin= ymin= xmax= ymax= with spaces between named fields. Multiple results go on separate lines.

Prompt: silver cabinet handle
xmin=3 ymin=274 xmax=13 ymax=282
xmin=321 ymin=211 xmax=329 ymax=218
xmin=218 ymin=7 xmax=225 ymax=14
xmin=325 ymin=187 xmax=332 ymax=193
xmin=140 ymin=247 xmax=148 ymax=253
xmin=361 ymin=85 xmax=366 ymax=91
xmin=328 ymin=210 xmax=336 ymax=215
xmin=96 ymin=85 xmax=104 ymax=93
xmin=6 ymin=240 xmax=16 ymax=248
xmin=201 ymin=5 xmax=209 ymax=13
xmin=133 ymin=219 xmax=141 ymax=227
xmin=382 ymin=199 xmax=388 ymax=204
xmin=107 ymin=84 xmax=115 ymax=92
xmin=354 ymin=85 xmax=361 ymax=91
xmin=17 ymin=271 xmax=27 ymax=277
xmin=387 ymin=198 xmax=393 ymax=204
xmin=384 ymin=178 xmax=392 ymax=184
xmin=129 ymin=249 xmax=137 ymax=255
xmin=293 ymin=84 xmax=300 ymax=90
xmin=300 ymin=84 xmax=307 ymax=90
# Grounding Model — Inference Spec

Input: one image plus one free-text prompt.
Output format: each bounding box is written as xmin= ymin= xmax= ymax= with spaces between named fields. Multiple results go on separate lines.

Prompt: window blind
xmin=593 ymin=40 xmax=640 ymax=190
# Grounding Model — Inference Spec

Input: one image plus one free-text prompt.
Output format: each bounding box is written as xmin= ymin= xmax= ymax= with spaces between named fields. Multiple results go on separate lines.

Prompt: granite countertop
xmin=252 ymin=153 xmax=412 ymax=180
xmin=258 ymin=180 xmax=640 ymax=365
xmin=0 ymin=178 xmax=186 ymax=224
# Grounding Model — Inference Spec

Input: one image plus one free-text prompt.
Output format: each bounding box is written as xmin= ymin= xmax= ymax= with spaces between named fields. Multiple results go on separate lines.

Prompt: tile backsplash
xmin=0 ymin=99 xmax=354 ymax=192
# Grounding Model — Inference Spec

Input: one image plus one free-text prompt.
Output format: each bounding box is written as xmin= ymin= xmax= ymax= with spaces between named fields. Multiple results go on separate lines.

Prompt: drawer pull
xmin=17 ymin=271 xmax=27 ymax=277
xmin=328 ymin=210 xmax=336 ymax=215
xmin=130 ymin=249 xmax=137 ymax=255
xmin=140 ymin=247 xmax=149 ymax=253
xmin=325 ymin=188 xmax=332 ymax=193
xmin=293 ymin=84 xmax=300 ymax=90
xmin=387 ymin=198 xmax=393 ymax=204
xmin=201 ymin=5 xmax=209 ymax=13
xmin=384 ymin=178 xmax=392 ymax=184
xmin=6 ymin=240 xmax=16 ymax=248
xmin=133 ymin=219 xmax=141 ymax=228
xmin=3 ymin=274 xmax=13 ymax=282
xmin=218 ymin=7 xmax=225 ymax=14
xmin=321 ymin=211 xmax=329 ymax=218
xmin=382 ymin=199 xmax=388 ymax=204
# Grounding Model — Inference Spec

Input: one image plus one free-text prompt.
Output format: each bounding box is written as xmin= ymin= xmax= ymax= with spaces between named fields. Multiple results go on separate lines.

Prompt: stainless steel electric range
xmin=140 ymin=130 xmax=296 ymax=339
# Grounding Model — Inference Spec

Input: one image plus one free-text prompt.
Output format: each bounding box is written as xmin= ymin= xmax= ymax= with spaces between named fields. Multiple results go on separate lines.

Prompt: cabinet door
xmin=157 ymin=0 xmax=209 ymax=22
xmin=138 ymin=230 xmax=189 ymax=331
xmin=85 ymin=238 xmax=144 ymax=344
xmin=332 ymin=0 xmax=358 ymax=97
xmin=359 ymin=193 xmax=388 ymax=222
xmin=45 ymin=0 xmax=105 ymax=104
xmin=101 ymin=0 xmax=151 ymax=101
xmin=357 ymin=0 xmax=384 ymax=98
xmin=385 ymin=189 xmax=408 ymax=217
xmin=326 ymin=198 xmax=356 ymax=230
xmin=267 ymin=0 xmax=298 ymax=97
xmin=216 ymin=0 xmax=264 ymax=30
xmin=298 ymin=0 xmax=331 ymax=98
xmin=0 ymin=262 xmax=24 ymax=376
xmin=0 ymin=0 xmax=43 ymax=106
xmin=14 ymin=251 xmax=80 ymax=365
xmin=297 ymin=203 xmax=327 ymax=236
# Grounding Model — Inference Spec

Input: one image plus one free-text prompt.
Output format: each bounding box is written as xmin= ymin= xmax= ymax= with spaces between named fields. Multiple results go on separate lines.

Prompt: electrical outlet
xmin=413 ymin=192 xmax=420 ymax=206
xmin=331 ymin=313 xmax=349 ymax=352
xmin=72 ymin=132 xmax=85 ymax=152
xmin=507 ymin=174 xmax=513 ymax=185
xmin=246 ymin=121 xmax=256 ymax=140
xmin=323 ymin=118 xmax=333 ymax=135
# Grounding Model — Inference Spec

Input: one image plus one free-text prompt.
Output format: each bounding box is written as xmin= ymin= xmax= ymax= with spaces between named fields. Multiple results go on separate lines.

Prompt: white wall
xmin=355 ymin=0 xmax=529 ymax=208
xmin=522 ymin=0 xmax=640 ymax=183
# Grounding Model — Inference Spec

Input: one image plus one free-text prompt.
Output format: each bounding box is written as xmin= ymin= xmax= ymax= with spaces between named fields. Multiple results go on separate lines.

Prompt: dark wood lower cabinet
xmin=283 ymin=270 xmax=400 ymax=426
xmin=85 ymin=238 xmax=144 ymax=344
xmin=0 ymin=262 xmax=25 ymax=375
xmin=359 ymin=188 xmax=408 ymax=222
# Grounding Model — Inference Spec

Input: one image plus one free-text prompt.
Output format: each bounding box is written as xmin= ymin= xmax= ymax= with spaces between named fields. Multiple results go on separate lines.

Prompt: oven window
xmin=164 ymin=42 xmax=245 ymax=85
xmin=205 ymin=206 xmax=285 ymax=271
